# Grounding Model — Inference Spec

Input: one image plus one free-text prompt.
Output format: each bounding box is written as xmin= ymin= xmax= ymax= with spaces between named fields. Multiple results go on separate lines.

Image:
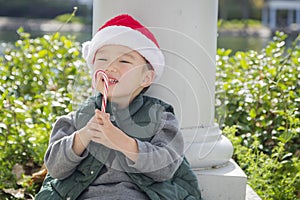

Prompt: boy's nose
xmin=105 ymin=61 xmax=118 ymax=72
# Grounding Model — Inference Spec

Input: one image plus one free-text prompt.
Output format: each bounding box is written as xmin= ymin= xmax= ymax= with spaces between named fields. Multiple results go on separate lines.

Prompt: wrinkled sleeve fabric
xmin=126 ymin=111 xmax=184 ymax=182
xmin=44 ymin=113 xmax=88 ymax=180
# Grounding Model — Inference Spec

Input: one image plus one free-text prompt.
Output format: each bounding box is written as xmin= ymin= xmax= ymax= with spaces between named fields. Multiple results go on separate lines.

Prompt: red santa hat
xmin=82 ymin=14 xmax=165 ymax=82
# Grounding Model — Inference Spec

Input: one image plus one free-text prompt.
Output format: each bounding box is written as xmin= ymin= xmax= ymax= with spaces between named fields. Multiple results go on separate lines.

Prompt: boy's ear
xmin=141 ymin=70 xmax=155 ymax=87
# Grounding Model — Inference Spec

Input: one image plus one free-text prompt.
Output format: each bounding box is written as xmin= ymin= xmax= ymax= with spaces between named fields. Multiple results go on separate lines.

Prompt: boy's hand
xmin=74 ymin=110 xmax=139 ymax=161
xmin=76 ymin=111 xmax=115 ymax=149
xmin=95 ymin=110 xmax=139 ymax=161
xmin=76 ymin=114 xmax=103 ymax=148
xmin=93 ymin=110 xmax=125 ymax=150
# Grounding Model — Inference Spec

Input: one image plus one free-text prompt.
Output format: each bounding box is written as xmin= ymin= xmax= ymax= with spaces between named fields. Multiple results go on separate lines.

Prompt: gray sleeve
xmin=126 ymin=111 xmax=184 ymax=182
xmin=44 ymin=112 xmax=88 ymax=180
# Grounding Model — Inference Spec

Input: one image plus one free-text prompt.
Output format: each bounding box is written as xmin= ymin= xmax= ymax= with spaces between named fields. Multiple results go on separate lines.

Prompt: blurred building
xmin=78 ymin=0 xmax=93 ymax=9
xmin=262 ymin=0 xmax=300 ymax=30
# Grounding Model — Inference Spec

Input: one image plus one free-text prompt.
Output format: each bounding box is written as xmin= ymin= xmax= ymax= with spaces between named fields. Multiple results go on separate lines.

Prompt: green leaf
xmin=38 ymin=49 xmax=48 ymax=57
xmin=0 ymin=123 xmax=7 ymax=130
xmin=249 ymin=108 xmax=256 ymax=118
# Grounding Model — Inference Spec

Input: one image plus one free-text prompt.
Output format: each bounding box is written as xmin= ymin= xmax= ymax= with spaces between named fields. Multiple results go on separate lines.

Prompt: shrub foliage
xmin=0 ymin=28 xmax=90 ymax=198
xmin=216 ymin=32 xmax=300 ymax=199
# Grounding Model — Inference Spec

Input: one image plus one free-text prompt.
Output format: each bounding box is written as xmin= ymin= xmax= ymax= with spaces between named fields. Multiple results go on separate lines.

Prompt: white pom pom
xmin=82 ymin=41 xmax=91 ymax=61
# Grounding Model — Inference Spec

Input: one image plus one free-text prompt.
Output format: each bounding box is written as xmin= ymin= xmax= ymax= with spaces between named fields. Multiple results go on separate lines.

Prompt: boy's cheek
xmin=92 ymin=62 xmax=106 ymax=70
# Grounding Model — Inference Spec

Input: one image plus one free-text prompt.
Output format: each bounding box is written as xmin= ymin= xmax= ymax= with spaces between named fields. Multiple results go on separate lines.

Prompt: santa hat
xmin=82 ymin=14 xmax=165 ymax=82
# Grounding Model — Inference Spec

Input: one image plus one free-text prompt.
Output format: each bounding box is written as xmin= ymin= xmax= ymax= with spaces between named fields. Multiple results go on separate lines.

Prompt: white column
xmin=270 ymin=7 xmax=277 ymax=30
xmin=93 ymin=0 xmax=233 ymax=169
xmin=93 ymin=1 xmax=247 ymax=199
xmin=296 ymin=9 xmax=300 ymax=27
xmin=287 ymin=10 xmax=294 ymax=26
xmin=262 ymin=5 xmax=269 ymax=26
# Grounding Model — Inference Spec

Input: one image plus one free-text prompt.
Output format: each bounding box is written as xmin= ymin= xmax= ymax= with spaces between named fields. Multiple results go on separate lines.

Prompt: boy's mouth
xmin=103 ymin=77 xmax=119 ymax=85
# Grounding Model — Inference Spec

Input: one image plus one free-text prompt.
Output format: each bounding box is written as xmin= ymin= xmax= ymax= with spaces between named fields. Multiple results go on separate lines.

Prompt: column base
xmin=183 ymin=124 xmax=234 ymax=168
xmin=194 ymin=159 xmax=247 ymax=200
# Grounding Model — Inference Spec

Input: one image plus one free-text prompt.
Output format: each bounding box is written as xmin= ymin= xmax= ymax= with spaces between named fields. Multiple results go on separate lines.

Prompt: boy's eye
xmin=97 ymin=58 xmax=107 ymax=61
xmin=120 ymin=60 xmax=132 ymax=64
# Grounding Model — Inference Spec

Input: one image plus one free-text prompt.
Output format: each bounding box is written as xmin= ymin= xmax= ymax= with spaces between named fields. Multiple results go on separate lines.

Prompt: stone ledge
xmin=194 ymin=159 xmax=247 ymax=200
xmin=246 ymin=185 xmax=261 ymax=200
xmin=193 ymin=159 xmax=261 ymax=200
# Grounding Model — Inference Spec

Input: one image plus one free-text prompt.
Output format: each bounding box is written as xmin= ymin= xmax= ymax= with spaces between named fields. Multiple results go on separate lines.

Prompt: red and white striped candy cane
xmin=92 ymin=69 xmax=108 ymax=112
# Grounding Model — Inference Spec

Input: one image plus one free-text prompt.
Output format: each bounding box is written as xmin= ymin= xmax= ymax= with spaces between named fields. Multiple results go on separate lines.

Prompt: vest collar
xmin=95 ymin=93 xmax=144 ymax=119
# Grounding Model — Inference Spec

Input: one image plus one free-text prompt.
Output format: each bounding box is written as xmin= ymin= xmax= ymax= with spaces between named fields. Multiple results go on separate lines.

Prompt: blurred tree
xmin=0 ymin=0 xmax=90 ymax=19
xmin=219 ymin=0 xmax=265 ymax=20
xmin=252 ymin=0 xmax=265 ymax=9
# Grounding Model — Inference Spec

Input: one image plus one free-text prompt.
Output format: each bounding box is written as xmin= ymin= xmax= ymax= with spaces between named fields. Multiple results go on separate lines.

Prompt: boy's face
xmin=93 ymin=45 xmax=154 ymax=107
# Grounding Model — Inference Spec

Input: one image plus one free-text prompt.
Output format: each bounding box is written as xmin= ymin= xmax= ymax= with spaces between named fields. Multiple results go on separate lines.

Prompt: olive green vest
xmin=35 ymin=94 xmax=202 ymax=200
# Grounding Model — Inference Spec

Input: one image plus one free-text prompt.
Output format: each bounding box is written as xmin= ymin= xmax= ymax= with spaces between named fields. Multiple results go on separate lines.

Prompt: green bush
xmin=0 ymin=28 xmax=90 ymax=198
xmin=216 ymin=32 xmax=300 ymax=154
xmin=223 ymin=126 xmax=299 ymax=199
xmin=216 ymin=32 xmax=300 ymax=199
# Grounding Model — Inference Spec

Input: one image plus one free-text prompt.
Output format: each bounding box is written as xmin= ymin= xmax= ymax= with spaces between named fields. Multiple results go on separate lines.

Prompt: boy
xmin=36 ymin=14 xmax=201 ymax=200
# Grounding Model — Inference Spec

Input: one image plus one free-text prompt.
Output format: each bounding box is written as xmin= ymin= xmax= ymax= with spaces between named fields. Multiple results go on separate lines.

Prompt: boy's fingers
xmin=95 ymin=110 xmax=110 ymax=124
xmin=93 ymin=110 xmax=103 ymax=124
xmin=89 ymin=116 xmax=99 ymax=124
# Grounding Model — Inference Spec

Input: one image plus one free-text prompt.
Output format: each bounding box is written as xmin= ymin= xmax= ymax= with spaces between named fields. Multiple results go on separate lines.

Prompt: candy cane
xmin=92 ymin=69 xmax=108 ymax=112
